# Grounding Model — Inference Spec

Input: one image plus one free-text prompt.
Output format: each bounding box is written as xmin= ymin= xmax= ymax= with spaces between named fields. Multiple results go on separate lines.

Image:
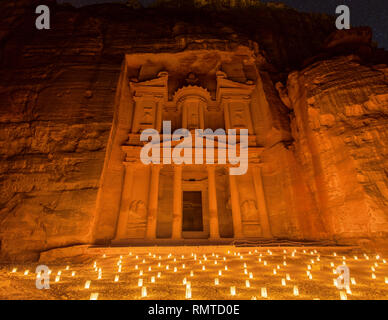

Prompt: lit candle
xmin=281 ymin=279 xmax=286 ymax=286
xmin=215 ymin=278 xmax=219 ymax=285
xmin=90 ymin=293 xmax=99 ymax=300
xmin=157 ymin=272 xmax=161 ymax=278
xmin=346 ymin=286 xmax=352 ymax=295
xmin=141 ymin=287 xmax=147 ymax=297
xmin=340 ymin=291 xmax=347 ymax=300
xmin=174 ymin=267 xmax=177 ymax=273
xmin=230 ymin=286 xmax=236 ymax=296
xmin=183 ymin=277 xmax=187 ymax=285
xmin=293 ymin=286 xmax=299 ymax=296
xmin=249 ymin=272 xmax=253 ymax=279
xmin=385 ymin=277 xmax=388 ymax=284
xmin=55 ymin=275 xmax=60 ymax=282
xmin=351 ymin=277 xmax=356 ymax=285
xmin=261 ymin=287 xmax=267 ymax=298
xmin=151 ymin=276 xmax=155 ymax=283
xmin=65 ymin=266 xmax=69 ymax=270
xmin=219 ymin=270 xmax=222 ymax=276
xmin=24 ymin=270 xmax=29 ymax=275
xmin=372 ymin=273 xmax=376 ymax=279
xmin=114 ymin=275 xmax=119 ymax=282
xmin=246 ymin=280 xmax=250 ymax=288
xmin=138 ymin=279 xmax=143 ymax=287
xmin=84 ymin=280 xmax=91 ymax=289
xmin=186 ymin=287 xmax=191 ymax=299
xmin=71 ymin=271 xmax=76 ymax=277
xmin=286 ymin=273 xmax=291 ymax=281
xmin=11 ymin=268 xmax=17 ymax=273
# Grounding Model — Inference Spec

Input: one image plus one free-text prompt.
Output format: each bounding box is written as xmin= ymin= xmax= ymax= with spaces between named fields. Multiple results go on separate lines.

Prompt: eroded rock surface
xmin=287 ymin=55 xmax=388 ymax=245
xmin=0 ymin=0 xmax=387 ymax=260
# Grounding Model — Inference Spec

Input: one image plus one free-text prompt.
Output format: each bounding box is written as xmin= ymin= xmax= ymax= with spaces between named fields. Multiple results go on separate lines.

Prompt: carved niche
xmin=240 ymin=199 xmax=259 ymax=222
xmin=130 ymin=71 xmax=168 ymax=133
xmin=216 ymin=71 xmax=255 ymax=134
xmin=173 ymin=85 xmax=211 ymax=131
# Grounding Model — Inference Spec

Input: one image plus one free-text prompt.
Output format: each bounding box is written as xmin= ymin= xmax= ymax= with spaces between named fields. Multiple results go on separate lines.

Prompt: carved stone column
xmin=228 ymin=173 xmax=243 ymax=238
xmin=171 ymin=165 xmax=183 ymax=239
xmin=114 ymin=163 xmax=135 ymax=240
xmin=207 ymin=166 xmax=220 ymax=239
xmin=252 ymin=165 xmax=272 ymax=238
xmin=146 ymin=165 xmax=161 ymax=239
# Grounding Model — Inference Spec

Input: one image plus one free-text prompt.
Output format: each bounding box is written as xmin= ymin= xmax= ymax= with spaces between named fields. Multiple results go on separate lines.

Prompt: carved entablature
xmin=216 ymin=71 xmax=255 ymax=135
xmin=126 ymin=69 xmax=257 ymax=147
xmin=129 ymin=72 xmax=168 ymax=133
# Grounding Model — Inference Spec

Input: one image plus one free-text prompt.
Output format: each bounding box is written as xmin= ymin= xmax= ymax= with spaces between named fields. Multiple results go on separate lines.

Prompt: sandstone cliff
xmin=0 ymin=0 xmax=387 ymax=260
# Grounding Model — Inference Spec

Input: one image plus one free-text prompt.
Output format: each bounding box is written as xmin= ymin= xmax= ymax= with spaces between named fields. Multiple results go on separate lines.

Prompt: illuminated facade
xmin=93 ymin=50 xmax=274 ymax=244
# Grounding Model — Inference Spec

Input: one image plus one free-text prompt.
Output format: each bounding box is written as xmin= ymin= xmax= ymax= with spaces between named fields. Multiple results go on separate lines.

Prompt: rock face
xmin=0 ymin=0 xmax=387 ymax=261
xmin=287 ymin=55 xmax=388 ymax=245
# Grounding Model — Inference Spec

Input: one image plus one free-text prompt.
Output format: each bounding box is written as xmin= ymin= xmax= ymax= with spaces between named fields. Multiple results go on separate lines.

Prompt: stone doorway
xmin=182 ymin=191 xmax=203 ymax=232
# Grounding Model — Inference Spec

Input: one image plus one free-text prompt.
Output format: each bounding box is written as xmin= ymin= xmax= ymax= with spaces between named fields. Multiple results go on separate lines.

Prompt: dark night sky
xmin=56 ymin=0 xmax=388 ymax=49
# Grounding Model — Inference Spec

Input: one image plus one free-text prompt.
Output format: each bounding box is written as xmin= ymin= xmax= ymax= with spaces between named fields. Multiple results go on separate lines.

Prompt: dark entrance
xmin=182 ymin=191 xmax=203 ymax=232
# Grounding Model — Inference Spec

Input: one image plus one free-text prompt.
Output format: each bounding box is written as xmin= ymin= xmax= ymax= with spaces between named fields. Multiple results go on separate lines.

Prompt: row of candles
xmin=10 ymin=249 xmax=388 ymax=300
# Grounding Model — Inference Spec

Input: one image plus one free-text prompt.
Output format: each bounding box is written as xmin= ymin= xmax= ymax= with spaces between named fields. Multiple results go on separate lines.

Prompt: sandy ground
xmin=1 ymin=246 xmax=388 ymax=300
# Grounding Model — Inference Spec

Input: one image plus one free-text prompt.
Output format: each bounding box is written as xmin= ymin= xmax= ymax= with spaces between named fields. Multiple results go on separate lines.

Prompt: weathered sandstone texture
xmin=286 ymin=55 xmax=388 ymax=245
xmin=0 ymin=0 xmax=387 ymax=261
